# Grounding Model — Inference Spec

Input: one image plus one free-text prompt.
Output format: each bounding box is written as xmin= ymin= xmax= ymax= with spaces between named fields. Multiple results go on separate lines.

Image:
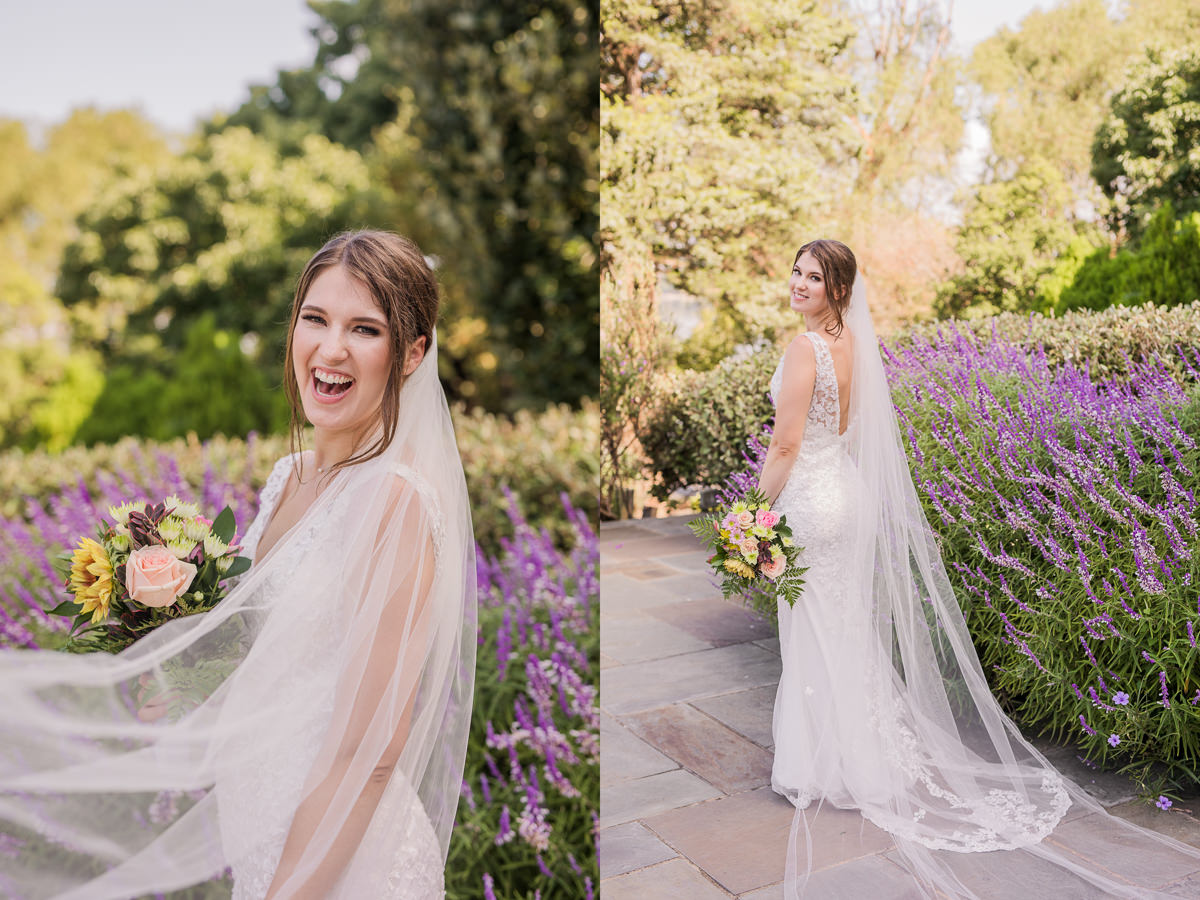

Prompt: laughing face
xmin=291 ymin=264 xmax=393 ymax=440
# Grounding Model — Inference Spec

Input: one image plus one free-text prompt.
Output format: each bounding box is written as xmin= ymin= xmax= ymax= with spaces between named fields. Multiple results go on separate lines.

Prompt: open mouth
xmin=312 ymin=368 xmax=355 ymax=399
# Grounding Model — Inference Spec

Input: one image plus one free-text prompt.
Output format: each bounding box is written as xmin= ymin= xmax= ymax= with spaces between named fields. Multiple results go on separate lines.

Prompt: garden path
xmin=599 ymin=514 xmax=1200 ymax=899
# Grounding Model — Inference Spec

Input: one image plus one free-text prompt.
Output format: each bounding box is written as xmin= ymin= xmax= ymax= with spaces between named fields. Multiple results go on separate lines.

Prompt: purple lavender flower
xmin=1113 ymin=691 xmax=1130 ymax=706
xmin=1157 ymin=796 xmax=1173 ymax=811
xmin=1108 ymin=734 xmax=1121 ymax=747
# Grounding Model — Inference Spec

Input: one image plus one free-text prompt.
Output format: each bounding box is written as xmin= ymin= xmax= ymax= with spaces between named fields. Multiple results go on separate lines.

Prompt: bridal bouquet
xmin=689 ymin=489 xmax=807 ymax=608
xmin=48 ymin=496 xmax=250 ymax=654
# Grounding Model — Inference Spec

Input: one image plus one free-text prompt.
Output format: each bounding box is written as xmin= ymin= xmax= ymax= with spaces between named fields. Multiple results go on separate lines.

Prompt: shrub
xmin=1052 ymin=204 xmax=1200 ymax=315
xmin=449 ymin=497 xmax=598 ymax=899
xmin=0 ymin=461 xmax=598 ymax=900
xmin=0 ymin=402 xmax=597 ymax=557
xmin=639 ymin=347 xmax=778 ymax=500
xmin=723 ymin=324 xmax=1200 ymax=787
xmin=900 ymin=299 xmax=1200 ymax=383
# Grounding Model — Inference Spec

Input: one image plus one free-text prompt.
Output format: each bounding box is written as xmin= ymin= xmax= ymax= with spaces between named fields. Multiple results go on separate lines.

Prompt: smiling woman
xmin=0 ymin=229 xmax=477 ymax=900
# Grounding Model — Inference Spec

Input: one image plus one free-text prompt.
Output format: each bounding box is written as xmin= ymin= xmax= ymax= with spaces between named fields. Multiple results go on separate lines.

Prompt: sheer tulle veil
xmin=782 ymin=275 xmax=1200 ymax=897
xmin=0 ymin=331 xmax=476 ymax=898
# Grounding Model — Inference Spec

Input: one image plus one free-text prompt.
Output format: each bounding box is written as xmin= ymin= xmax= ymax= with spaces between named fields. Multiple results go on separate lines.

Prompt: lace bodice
xmin=769 ymin=331 xmax=842 ymax=452
xmin=220 ymin=454 xmax=446 ymax=899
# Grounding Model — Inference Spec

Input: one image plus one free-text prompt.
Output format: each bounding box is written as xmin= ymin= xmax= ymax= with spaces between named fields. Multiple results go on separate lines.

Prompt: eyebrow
xmin=300 ymin=303 xmax=388 ymax=326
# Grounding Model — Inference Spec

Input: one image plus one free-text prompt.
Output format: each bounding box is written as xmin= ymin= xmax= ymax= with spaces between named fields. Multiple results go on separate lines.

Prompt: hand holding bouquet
xmin=49 ymin=496 xmax=251 ymax=654
xmin=689 ymin=489 xmax=807 ymax=608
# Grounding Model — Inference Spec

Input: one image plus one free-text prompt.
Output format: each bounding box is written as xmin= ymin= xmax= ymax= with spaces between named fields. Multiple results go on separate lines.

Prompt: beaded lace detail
xmin=223 ymin=455 xmax=446 ymax=899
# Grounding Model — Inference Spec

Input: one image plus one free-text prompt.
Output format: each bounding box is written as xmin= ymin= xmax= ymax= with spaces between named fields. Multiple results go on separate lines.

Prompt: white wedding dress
xmin=219 ymin=454 xmax=444 ymax=899
xmin=0 ymin=336 xmax=475 ymax=900
xmin=764 ymin=285 xmax=1200 ymax=898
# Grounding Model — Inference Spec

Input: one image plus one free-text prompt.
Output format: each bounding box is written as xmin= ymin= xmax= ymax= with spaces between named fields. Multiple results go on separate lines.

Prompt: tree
xmin=602 ymin=0 xmax=859 ymax=366
xmin=224 ymin=0 xmax=599 ymax=409
xmin=57 ymin=127 xmax=371 ymax=379
xmin=845 ymin=0 xmax=963 ymax=206
xmin=936 ymin=161 xmax=1094 ymax=317
xmin=1093 ymin=47 xmax=1200 ymax=240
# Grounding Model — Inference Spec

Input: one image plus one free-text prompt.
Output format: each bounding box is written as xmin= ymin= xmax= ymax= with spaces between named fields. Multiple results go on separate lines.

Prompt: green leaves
xmin=1093 ymin=48 xmax=1200 ymax=240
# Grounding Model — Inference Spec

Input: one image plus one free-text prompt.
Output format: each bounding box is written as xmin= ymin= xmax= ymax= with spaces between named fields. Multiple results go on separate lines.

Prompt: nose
xmin=319 ymin=326 xmax=351 ymax=361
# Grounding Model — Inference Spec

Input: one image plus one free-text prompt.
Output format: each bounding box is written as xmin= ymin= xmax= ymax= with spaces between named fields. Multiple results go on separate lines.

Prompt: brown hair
xmin=283 ymin=230 xmax=439 ymax=478
xmin=794 ymin=239 xmax=856 ymax=337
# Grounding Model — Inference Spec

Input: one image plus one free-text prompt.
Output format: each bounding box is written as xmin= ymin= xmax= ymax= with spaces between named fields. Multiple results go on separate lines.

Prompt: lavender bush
xmin=0 ymin=446 xmax=598 ymax=896
xmin=449 ymin=492 xmax=598 ymax=899
xmin=725 ymin=324 xmax=1200 ymax=789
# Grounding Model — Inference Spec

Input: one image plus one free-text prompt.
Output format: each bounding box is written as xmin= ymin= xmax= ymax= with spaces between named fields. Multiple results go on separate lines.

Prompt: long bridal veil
xmin=0 ymin=334 xmax=476 ymax=899
xmin=784 ymin=277 xmax=1200 ymax=898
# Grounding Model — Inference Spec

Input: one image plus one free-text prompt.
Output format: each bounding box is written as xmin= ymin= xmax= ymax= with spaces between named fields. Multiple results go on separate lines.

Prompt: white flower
xmin=166 ymin=538 xmax=197 ymax=560
xmin=216 ymin=556 xmax=234 ymax=574
xmin=183 ymin=519 xmax=211 ymax=542
xmin=165 ymin=496 xmax=200 ymax=520
xmin=108 ymin=501 xmax=145 ymax=526
xmin=203 ymin=534 xmax=230 ymax=557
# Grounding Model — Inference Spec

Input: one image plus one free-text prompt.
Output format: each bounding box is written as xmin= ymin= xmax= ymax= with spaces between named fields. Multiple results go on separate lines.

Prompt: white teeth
xmin=314 ymin=369 xmax=354 ymax=385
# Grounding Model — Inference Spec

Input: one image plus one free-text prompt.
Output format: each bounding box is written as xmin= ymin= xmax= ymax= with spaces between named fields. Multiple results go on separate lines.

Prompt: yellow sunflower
xmin=69 ymin=537 xmax=116 ymax=624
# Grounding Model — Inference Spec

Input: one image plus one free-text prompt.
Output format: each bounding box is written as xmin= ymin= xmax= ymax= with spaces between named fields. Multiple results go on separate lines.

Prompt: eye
xmin=300 ymin=312 xmax=325 ymax=325
xmin=355 ymin=324 xmax=382 ymax=336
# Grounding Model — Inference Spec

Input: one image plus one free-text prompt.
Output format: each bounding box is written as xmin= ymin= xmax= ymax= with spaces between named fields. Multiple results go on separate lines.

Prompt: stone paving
xmin=599 ymin=514 xmax=1200 ymax=898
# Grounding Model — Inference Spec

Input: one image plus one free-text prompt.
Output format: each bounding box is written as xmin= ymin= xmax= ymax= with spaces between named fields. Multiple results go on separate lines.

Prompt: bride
xmin=0 ymin=230 xmax=476 ymax=899
xmin=760 ymin=239 xmax=1200 ymax=898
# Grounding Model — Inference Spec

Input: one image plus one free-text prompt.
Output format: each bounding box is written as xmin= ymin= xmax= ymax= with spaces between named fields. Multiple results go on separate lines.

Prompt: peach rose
xmin=761 ymin=553 xmax=786 ymax=580
xmin=756 ymin=509 xmax=779 ymax=529
xmin=125 ymin=545 xmax=197 ymax=608
xmin=736 ymin=510 xmax=755 ymax=529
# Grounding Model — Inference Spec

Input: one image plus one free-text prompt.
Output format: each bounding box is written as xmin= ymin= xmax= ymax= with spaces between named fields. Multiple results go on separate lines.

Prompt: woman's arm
xmin=264 ymin=476 xmax=438 ymax=900
xmin=758 ymin=336 xmax=816 ymax=505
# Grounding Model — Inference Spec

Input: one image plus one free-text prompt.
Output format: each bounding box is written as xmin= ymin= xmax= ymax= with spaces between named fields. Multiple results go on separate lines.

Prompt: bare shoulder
xmin=781 ymin=333 xmax=817 ymax=379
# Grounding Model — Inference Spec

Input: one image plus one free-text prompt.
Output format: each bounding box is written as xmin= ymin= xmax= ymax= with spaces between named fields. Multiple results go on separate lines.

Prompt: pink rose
xmin=761 ymin=553 xmax=786 ymax=580
xmin=739 ymin=537 xmax=759 ymax=559
xmin=756 ymin=509 xmax=779 ymax=529
xmin=736 ymin=511 xmax=755 ymax=529
xmin=125 ymin=545 xmax=197 ymax=609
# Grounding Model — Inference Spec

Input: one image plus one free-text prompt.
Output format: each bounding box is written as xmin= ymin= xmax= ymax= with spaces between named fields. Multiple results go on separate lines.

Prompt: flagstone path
xmin=599 ymin=514 xmax=1200 ymax=898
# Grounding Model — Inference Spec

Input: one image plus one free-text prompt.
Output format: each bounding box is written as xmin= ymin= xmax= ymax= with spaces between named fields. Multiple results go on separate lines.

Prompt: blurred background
xmin=2 ymin=0 xmax=597 ymax=449
xmin=0 ymin=2 xmax=600 ymax=896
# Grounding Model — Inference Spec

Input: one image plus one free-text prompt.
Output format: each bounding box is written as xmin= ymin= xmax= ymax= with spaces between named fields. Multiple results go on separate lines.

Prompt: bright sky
xmin=1 ymin=1 xmax=1054 ymax=138
xmin=0 ymin=0 xmax=318 ymax=135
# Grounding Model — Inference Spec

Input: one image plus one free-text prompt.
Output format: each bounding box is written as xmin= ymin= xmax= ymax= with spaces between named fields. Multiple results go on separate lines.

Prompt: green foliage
xmin=1053 ymin=204 xmax=1200 ymax=314
xmin=226 ymin=0 xmax=599 ymax=410
xmin=57 ymin=127 xmax=371 ymax=378
xmin=74 ymin=314 xmax=290 ymax=446
xmin=601 ymin=0 xmax=858 ymax=363
xmin=970 ymin=0 xmax=1121 ymax=190
xmin=900 ymin=299 xmax=1200 ymax=383
xmin=936 ymin=162 xmax=1101 ymax=319
xmin=0 ymin=403 xmax=597 ymax=557
xmin=1094 ymin=48 xmax=1200 ymax=239
xmin=599 ymin=242 xmax=668 ymax=518
xmin=454 ymin=401 xmax=599 ymax=553
xmin=639 ymin=348 xmax=777 ymax=500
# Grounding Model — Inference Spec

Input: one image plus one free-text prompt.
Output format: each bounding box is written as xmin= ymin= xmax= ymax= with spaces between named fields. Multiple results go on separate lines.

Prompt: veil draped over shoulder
xmin=0 ymin=334 xmax=476 ymax=899
xmin=784 ymin=277 xmax=1200 ymax=897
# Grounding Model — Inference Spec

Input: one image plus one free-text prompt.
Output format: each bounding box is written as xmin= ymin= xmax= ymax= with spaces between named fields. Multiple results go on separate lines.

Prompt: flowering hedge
xmin=0 ymin=400 xmax=599 ymax=557
xmin=725 ymin=324 xmax=1200 ymax=790
xmin=0 ymin=449 xmax=598 ymax=894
